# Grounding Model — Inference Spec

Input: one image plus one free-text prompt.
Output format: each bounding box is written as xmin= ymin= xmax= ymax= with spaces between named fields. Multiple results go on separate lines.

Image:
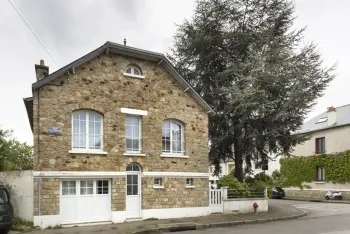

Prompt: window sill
xmin=69 ymin=150 xmax=107 ymax=155
xmin=185 ymin=185 xmax=195 ymax=189
xmin=315 ymin=181 xmax=326 ymax=184
xmin=123 ymin=73 xmax=145 ymax=79
xmin=123 ymin=153 xmax=146 ymax=157
xmin=160 ymin=154 xmax=189 ymax=158
xmin=153 ymin=185 xmax=164 ymax=189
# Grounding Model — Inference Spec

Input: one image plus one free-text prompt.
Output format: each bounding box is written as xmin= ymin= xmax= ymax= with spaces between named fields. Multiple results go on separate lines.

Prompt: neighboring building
xmin=209 ymin=157 xmax=280 ymax=186
xmin=23 ymin=42 xmax=214 ymax=227
xmin=285 ymin=105 xmax=350 ymax=198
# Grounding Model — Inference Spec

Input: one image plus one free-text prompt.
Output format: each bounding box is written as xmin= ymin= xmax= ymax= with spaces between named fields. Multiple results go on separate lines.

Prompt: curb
xmin=131 ymin=210 xmax=308 ymax=234
xmin=283 ymin=197 xmax=350 ymax=204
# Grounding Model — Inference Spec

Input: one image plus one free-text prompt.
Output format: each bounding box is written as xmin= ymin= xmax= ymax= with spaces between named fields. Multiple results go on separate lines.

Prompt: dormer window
xmin=123 ymin=65 xmax=145 ymax=79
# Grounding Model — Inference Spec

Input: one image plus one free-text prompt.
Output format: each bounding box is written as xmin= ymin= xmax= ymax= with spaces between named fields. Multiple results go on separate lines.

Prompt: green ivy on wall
xmin=280 ymin=150 xmax=350 ymax=186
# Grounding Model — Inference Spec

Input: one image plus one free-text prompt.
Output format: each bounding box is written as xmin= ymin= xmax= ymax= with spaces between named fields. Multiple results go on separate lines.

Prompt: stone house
xmin=282 ymin=105 xmax=350 ymax=198
xmin=23 ymin=41 xmax=214 ymax=228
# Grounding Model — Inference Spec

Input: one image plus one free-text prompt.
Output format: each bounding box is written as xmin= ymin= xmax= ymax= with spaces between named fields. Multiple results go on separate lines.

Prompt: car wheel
xmin=0 ymin=228 xmax=11 ymax=234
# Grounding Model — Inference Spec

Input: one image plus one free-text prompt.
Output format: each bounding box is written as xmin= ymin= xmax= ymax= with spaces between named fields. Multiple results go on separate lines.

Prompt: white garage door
xmin=60 ymin=179 xmax=111 ymax=224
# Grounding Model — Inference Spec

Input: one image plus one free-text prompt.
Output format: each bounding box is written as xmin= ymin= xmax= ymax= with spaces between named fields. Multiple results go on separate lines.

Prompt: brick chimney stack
xmin=35 ymin=59 xmax=49 ymax=81
xmin=327 ymin=106 xmax=336 ymax=126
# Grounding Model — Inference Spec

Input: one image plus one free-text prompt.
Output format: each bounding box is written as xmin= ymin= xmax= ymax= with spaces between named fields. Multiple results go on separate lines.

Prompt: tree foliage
xmin=170 ymin=0 xmax=334 ymax=181
xmin=0 ymin=128 xmax=33 ymax=171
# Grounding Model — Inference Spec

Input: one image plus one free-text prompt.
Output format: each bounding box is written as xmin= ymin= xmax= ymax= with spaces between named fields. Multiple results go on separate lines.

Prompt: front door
xmin=125 ymin=163 xmax=141 ymax=219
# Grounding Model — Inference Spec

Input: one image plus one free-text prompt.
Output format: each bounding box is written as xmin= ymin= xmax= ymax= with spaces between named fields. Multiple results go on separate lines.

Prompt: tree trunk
xmin=233 ymin=140 xmax=244 ymax=182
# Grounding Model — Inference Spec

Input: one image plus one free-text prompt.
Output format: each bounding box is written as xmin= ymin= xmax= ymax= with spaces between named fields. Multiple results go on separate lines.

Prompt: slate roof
xmin=298 ymin=104 xmax=350 ymax=134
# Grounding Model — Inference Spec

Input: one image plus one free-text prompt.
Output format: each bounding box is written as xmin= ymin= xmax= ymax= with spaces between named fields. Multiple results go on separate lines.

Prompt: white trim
xmin=160 ymin=154 xmax=189 ymax=158
xmin=142 ymin=207 xmax=209 ymax=220
xmin=111 ymin=211 xmax=126 ymax=223
xmin=284 ymin=188 xmax=350 ymax=192
xmin=33 ymin=171 xmax=209 ymax=178
xmin=185 ymin=185 xmax=196 ymax=189
xmin=143 ymin=172 xmax=209 ymax=178
xmin=153 ymin=185 xmax=164 ymax=189
xmin=33 ymin=171 xmax=126 ymax=178
xmin=162 ymin=119 xmax=185 ymax=155
xmin=121 ymin=108 xmax=148 ymax=116
xmin=69 ymin=150 xmax=107 ymax=155
xmin=34 ymin=215 xmax=60 ymax=229
xmin=315 ymin=181 xmax=326 ymax=184
xmin=123 ymin=153 xmax=146 ymax=157
xmin=123 ymin=73 xmax=146 ymax=79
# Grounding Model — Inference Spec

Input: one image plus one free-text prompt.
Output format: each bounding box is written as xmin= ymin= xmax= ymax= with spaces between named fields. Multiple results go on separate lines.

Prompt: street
xmin=186 ymin=200 xmax=350 ymax=234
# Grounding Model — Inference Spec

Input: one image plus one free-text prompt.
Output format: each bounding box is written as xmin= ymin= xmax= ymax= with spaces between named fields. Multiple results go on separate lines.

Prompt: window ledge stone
xmin=160 ymin=154 xmax=189 ymax=158
xmin=123 ymin=153 xmax=146 ymax=157
xmin=185 ymin=185 xmax=195 ymax=189
xmin=153 ymin=185 xmax=164 ymax=189
xmin=123 ymin=73 xmax=145 ymax=79
xmin=69 ymin=150 xmax=107 ymax=155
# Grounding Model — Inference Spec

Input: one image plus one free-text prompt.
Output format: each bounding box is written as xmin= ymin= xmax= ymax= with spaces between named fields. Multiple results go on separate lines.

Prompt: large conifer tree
xmin=170 ymin=0 xmax=334 ymax=181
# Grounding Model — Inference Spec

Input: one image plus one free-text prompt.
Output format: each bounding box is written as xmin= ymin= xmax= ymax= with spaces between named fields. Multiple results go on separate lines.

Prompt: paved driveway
xmin=185 ymin=199 xmax=350 ymax=234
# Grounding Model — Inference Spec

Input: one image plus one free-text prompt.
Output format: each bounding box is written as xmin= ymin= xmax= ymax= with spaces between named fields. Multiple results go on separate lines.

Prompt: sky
xmin=0 ymin=0 xmax=348 ymax=145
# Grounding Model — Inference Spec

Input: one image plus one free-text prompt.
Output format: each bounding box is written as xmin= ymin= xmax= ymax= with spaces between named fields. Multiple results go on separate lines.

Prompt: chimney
xmin=35 ymin=59 xmax=49 ymax=81
xmin=327 ymin=106 xmax=336 ymax=126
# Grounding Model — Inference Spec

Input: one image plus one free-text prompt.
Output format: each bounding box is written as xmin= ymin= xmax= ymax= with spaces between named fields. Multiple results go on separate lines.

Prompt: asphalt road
xmin=187 ymin=199 xmax=350 ymax=234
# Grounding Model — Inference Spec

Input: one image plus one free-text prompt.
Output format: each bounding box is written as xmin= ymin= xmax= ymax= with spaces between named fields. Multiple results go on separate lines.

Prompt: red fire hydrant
xmin=253 ymin=202 xmax=259 ymax=215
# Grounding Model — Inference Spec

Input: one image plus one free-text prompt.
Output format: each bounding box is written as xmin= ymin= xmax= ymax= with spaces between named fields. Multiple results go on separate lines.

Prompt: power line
xmin=8 ymin=0 xmax=59 ymax=65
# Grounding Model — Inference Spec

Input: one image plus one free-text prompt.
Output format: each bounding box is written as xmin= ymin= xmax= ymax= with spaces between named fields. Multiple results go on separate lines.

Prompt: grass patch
xmin=12 ymin=217 xmax=34 ymax=232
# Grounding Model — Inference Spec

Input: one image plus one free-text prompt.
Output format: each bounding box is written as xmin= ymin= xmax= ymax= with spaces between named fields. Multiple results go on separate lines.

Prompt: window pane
xmin=133 ymin=126 xmax=139 ymax=137
xmin=162 ymin=121 xmax=170 ymax=129
xmin=97 ymin=180 xmax=102 ymax=187
xmin=87 ymin=188 xmax=93 ymax=194
xmin=102 ymin=187 xmax=108 ymax=194
xmin=62 ymin=188 xmax=68 ymax=196
xmin=126 ymin=126 xmax=133 ymax=137
xmin=132 ymin=164 xmax=140 ymax=171
xmin=97 ymin=187 xmax=102 ymax=194
xmin=103 ymin=180 xmax=108 ymax=187
xmin=126 ymin=67 xmax=132 ymax=74
xmin=89 ymin=118 xmax=94 ymax=135
xmin=69 ymin=181 xmax=76 ymax=188
xmin=81 ymin=181 xmax=86 ymax=187
xmin=132 ymin=175 xmax=138 ymax=184
xmin=133 ymin=68 xmax=140 ymax=75
xmin=132 ymin=140 xmax=139 ymax=151
xmin=132 ymin=185 xmax=138 ymax=195
xmin=127 ymin=185 xmax=132 ymax=195
xmin=62 ymin=181 xmax=68 ymax=189
xmin=69 ymin=188 xmax=76 ymax=195
xmin=80 ymin=188 xmax=86 ymax=195
xmin=126 ymin=139 xmax=133 ymax=151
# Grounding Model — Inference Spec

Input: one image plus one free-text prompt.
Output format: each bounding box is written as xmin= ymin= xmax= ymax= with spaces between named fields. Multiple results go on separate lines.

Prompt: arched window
xmin=162 ymin=120 xmax=185 ymax=155
xmin=72 ymin=110 xmax=103 ymax=150
xmin=124 ymin=65 xmax=142 ymax=76
xmin=126 ymin=163 xmax=141 ymax=172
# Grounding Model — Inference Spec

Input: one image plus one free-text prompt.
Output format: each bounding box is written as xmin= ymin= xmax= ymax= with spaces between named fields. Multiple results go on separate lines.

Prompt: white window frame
xmin=185 ymin=178 xmax=195 ymax=188
xmin=161 ymin=120 xmax=185 ymax=155
xmin=71 ymin=110 xmax=104 ymax=152
xmin=123 ymin=65 xmax=145 ymax=79
xmin=153 ymin=177 xmax=164 ymax=188
xmin=125 ymin=115 xmax=142 ymax=154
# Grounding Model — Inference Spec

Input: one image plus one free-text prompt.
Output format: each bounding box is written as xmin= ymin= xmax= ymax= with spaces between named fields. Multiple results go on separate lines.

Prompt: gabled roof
xmin=298 ymin=104 xmax=350 ymax=134
xmin=31 ymin=41 xmax=215 ymax=114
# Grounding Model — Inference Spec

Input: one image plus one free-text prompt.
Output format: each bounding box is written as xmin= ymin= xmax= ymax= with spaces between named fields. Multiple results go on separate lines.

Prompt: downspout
xmin=38 ymin=178 xmax=41 ymax=223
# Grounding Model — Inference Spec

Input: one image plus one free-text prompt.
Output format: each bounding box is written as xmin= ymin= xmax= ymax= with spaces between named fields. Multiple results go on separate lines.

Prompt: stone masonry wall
xmin=32 ymin=53 xmax=209 ymax=173
xmin=33 ymin=178 xmax=60 ymax=216
xmin=285 ymin=189 xmax=350 ymax=200
xmin=112 ymin=177 xmax=126 ymax=211
xmin=142 ymin=177 xmax=209 ymax=209
xmin=31 ymin=52 xmax=210 ymax=216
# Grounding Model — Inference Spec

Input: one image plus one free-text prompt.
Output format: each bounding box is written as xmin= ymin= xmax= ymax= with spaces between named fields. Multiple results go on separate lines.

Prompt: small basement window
xmin=154 ymin=178 xmax=163 ymax=186
xmin=186 ymin=178 xmax=194 ymax=186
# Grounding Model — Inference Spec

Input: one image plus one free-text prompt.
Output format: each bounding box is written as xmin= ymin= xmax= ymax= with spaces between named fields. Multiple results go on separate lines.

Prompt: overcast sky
xmin=0 ymin=0 xmax=348 ymax=145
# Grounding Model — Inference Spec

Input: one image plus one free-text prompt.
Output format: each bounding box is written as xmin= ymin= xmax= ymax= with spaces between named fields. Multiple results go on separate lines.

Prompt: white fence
xmin=209 ymin=189 xmax=223 ymax=213
xmin=0 ymin=170 xmax=33 ymax=221
xmin=209 ymin=187 xmax=268 ymax=214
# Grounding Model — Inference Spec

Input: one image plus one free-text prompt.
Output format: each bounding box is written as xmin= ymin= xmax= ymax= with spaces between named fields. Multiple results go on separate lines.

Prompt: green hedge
xmin=280 ymin=151 xmax=350 ymax=185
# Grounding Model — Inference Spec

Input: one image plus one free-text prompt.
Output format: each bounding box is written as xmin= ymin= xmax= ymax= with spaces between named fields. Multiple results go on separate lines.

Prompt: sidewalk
xmin=12 ymin=201 xmax=307 ymax=234
xmin=283 ymin=196 xmax=350 ymax=204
